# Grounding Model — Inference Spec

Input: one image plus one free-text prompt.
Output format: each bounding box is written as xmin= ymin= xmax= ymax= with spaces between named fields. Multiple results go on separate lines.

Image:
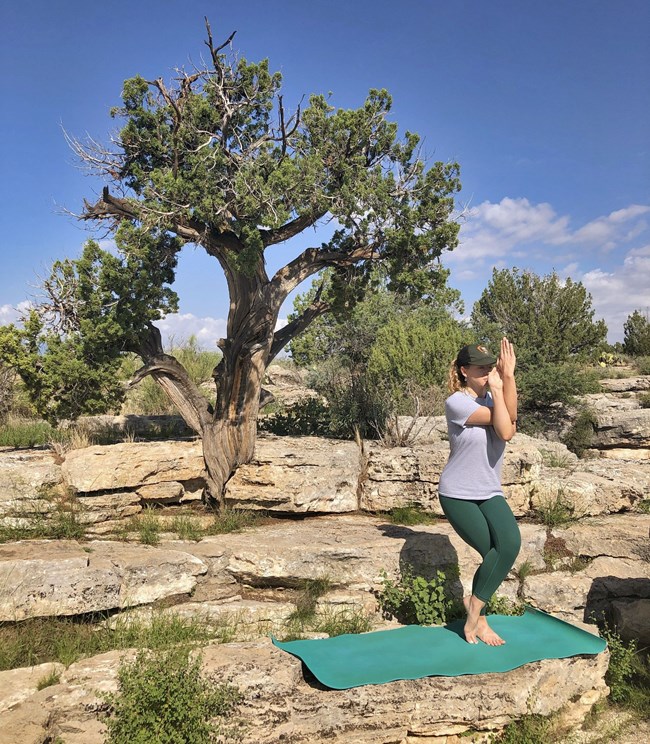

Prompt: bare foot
xmin=462 ymin=595 xmax=484 ymax=644
xmin=462 ymin=596 xmax=505 ymax=646
xmin=475 ymin=616 xmax=506 ymax=646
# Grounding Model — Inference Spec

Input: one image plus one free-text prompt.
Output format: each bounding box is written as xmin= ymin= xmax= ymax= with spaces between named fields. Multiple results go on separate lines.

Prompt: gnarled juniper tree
xmin=0 ymin=22 xmax=461 ymax=503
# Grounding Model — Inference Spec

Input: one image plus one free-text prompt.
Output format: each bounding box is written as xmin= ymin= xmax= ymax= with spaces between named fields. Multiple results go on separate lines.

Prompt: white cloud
xmin=154 ymin=313 xmax=289 ymax=351
xmin=452 ymin=197 xmax=650 ymax=266
xmin=0 ymin=302 xmax=31 ymax=326
xmin=155 ymin=313 xmax=228 ymax=350
xmin=580 ymin=245 xmax=650 ymax=342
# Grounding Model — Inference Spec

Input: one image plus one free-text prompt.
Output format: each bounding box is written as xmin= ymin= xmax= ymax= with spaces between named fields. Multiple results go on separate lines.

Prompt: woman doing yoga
xmin=438 ymin=338 xmax=520 ymax=646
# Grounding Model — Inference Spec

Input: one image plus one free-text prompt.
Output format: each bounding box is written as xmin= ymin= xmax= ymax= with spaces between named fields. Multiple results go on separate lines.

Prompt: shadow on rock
xmin=376 ymin=524 xmax=464 ymax=604
xmin=585 ymin=576 xmax=650 ymax=647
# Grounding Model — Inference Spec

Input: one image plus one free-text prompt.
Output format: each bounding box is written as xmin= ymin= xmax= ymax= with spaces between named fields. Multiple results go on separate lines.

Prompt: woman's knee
xmin=500 ymin=529 xmax=521 ymax=564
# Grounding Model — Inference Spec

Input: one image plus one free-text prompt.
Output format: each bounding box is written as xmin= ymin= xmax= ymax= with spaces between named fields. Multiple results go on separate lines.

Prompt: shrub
xmin=377 ymin=566 xmax=452 ymax=625
xmin=484 ymin=594 xmax=525 ymax=616
xmin=638 ymin=391 xmax=650 ymax=409
xmin=518 ymin=362 xmax=601 ymax=411
xmin=258 ymin=397 xmax=334 ymax=437
xmin=385 ymin=504 xmax=437 ymax=526
xmin=635 ymin=355 xmax=650 ymax=375
xmin=600 ymin=624 xmax=638 ymax=704
xmin=562 ymin=407 xmax=597 ymax=457
xmin=105 ymin=645 xmax=241 ymax=744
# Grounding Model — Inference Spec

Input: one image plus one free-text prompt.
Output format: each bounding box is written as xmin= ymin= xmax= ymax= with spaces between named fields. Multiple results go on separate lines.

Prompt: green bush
xmin=366 ymin=315 xmax=467 ymax=410
xmin=377 ymin=566 xmax=452 ymax=625
xmin=638 ymin=391 xmax=650 ymax=409
xmin=518 ymin=362 xmax=600 ymax=411
xmin=495 ymin=714 xmax=553 ymax=743
xmin=562 ymin=407 xmax=597 ymax=457
xmin=600 ymin=624 xmax=639 ymax=704
xmin=105 ymin=645 xmax=241 ymax=744
xmin=484 ymin=594 xmax=525 ymax=616
xmin=635 ymin=356 xmax=650 ymax=375
xmin=258 ymin=397 xmax=334 ymax=437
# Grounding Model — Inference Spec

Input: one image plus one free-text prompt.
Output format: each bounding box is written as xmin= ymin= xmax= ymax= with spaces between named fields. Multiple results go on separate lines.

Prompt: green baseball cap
xmin=456 ymin=344 xmax=497 ymax=367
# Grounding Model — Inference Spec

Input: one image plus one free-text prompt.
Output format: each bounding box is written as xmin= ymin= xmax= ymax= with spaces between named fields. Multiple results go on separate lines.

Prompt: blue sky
xmin=1 ymin=0 xmax=648 ymax=345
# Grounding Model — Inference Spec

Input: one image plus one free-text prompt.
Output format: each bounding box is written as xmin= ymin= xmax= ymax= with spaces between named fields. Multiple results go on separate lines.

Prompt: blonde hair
xmin=447 ymin=359 xmax=467 ymax=393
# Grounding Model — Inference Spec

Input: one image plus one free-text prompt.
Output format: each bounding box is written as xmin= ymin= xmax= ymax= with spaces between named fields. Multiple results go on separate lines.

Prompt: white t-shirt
xmin=438 ymin=391 xmax=506 ymax=501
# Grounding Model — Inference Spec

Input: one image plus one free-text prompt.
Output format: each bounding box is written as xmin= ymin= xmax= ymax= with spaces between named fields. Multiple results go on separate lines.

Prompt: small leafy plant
xmin=377 ymin=566 xmax=451 ymax=625
xmin=105 ymin=645 xmax=241 ymax=744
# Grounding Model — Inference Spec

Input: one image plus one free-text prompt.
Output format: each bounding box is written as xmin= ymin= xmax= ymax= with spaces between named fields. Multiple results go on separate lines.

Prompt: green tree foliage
xmin=471 ymin=268 xmax=607 ymax=368
xmin=0 ymin=23 xmax=461 ymax=499
xmin=623 ymin=309 xmax=650 ymax=356
xmin=0 ymin=229 xmax=179 ymax=423
xmin=289 ymin=271 xmax=466 ymax=433
xmin=470 ymin=268 xmax=606 ymax=426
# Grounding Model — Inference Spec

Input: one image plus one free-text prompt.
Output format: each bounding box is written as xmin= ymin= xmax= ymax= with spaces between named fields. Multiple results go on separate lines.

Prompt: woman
xmin=438 ymin=338 xmax=520 ymax=646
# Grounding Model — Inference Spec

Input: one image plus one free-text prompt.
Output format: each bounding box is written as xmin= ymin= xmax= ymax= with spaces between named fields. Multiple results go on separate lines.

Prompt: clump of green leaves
xmin=104 ymin=645 xmax=241 ymax=744
xmin=535 ymin=491 xmax=574 ymax=528
xmin=638 ymin=391 xmax=650 ymax=409
xmin=599 ymin=624 xmax=642 ymax=705
xmin=377 ymin=566 xmax=452 ymax=625
xmin=385 ymin=504 xmax=437 ymax=526
xmin=484 ymin=594 xmax=525 ymax=616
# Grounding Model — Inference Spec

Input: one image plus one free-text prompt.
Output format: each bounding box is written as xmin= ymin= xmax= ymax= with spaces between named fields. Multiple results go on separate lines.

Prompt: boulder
xmin=360 ymin=436 xmax=541 ymax=516
xmin=598 ymin=376 xmax=650 ymax=393
xmin=0 ymin=540 xmax=207 ymax=621
xmin=225 ymin=435 xmax=361 ymax=513
xmin=62 ymin=441 xmax=206 ymax=493
xmin=0 ymin=451 xmax=63 ymax=524
xmin=0 ymin=662 xmax=64 ymax=714
xmin=0 ymin=638 xmax=609 ymax=744
xmin=591 ymin=408 xmax=650 ymax=449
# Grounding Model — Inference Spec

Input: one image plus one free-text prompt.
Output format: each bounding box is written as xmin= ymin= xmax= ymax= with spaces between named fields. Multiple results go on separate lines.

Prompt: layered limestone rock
xmin=521 ymin=515 xmax=650 ymax=629
xmin=0 ymin=638 xmax=609 ymax=744
xmin=0 ymin=450 xmax=62 ymax=525
xmin=62 ymin=440 xmax=206 ymax=494
xmin=225 ymin=435 xmax=361 ymax=512
xmin=360 ymin=435 xmax=541 ymax=516
xmin=0 ymin=540 xmax=207 ymax=621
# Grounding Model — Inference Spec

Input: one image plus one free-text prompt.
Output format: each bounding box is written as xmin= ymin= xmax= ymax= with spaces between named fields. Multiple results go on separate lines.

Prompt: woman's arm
xmin=485 ymin=367 xmax=516 ymax=440
xmin=497 ymin=337 xmax=518 ymax=427
xmin=464 ymin=369 xmax=516 ymax=440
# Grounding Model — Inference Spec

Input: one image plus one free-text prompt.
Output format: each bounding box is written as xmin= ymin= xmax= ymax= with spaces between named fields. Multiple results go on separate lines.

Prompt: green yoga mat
xmin=272 ymin=607 xmax=606 ymax=689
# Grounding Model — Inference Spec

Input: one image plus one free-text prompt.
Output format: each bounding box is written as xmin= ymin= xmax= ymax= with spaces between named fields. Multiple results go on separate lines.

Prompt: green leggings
xmin=438 ymin=494 xmax=521 ymax=609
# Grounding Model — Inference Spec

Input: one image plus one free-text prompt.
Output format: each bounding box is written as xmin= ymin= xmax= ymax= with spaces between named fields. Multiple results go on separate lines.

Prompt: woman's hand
xmin=487 ymin=366 xmax=503 ymax=392
xmin=497 ymin=337 xmax=516 ymax=378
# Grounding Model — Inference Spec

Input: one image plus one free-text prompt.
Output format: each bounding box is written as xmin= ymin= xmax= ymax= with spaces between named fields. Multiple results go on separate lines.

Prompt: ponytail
xmin=447 ymin=359 xmax=466 ymax=393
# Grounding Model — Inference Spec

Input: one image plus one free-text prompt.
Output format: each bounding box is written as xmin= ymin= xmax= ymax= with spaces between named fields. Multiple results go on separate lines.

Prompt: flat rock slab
xmin=62 ymin=441 xmax=206 ymax=493
xmin=186 ymin=516 xmax=545 ymax=595
xmin=0 ymin=636 xmax=609 ymax=744
xmin=0 ymin=540 xmax=207 ymax=621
